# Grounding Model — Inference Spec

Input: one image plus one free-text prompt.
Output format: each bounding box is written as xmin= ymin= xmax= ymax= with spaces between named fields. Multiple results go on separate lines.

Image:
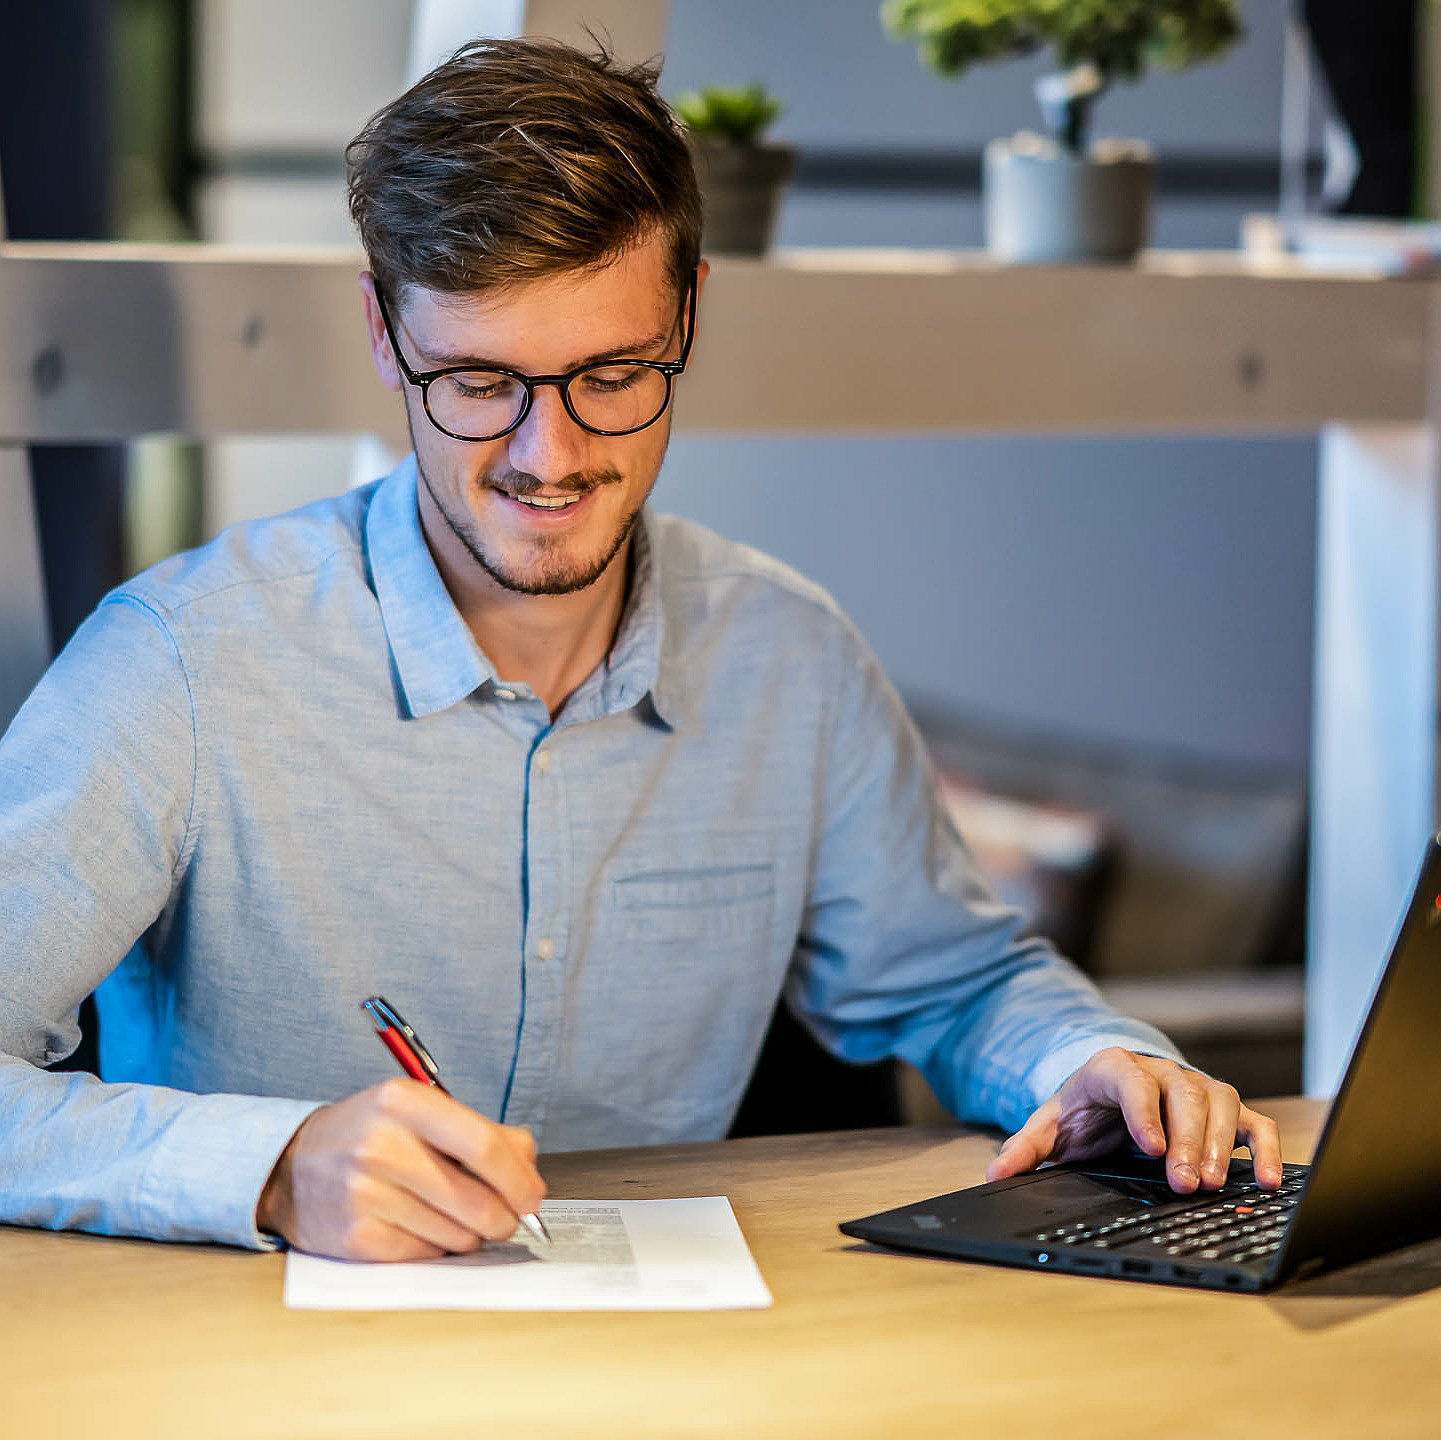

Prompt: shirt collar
xmin=365 ymin=456 xmax=493 ymax=718
xmin=607 ymin=510 xmax=682 ymax=730
xmin=364 ymin=456 xmax=684 ymax=727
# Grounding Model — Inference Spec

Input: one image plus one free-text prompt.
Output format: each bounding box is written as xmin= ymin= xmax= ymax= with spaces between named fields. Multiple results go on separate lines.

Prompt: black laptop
xmin=840 ymin=836 xmax=1441 ymax=1293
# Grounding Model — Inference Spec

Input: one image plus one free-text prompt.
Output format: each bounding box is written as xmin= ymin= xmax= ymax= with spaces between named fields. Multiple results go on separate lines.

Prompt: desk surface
xmin=8 ymin=1097 xmax=1440 ymax=1439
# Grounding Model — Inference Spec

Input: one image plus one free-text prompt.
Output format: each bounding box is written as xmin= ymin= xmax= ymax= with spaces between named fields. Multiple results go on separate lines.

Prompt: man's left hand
xmin=984 ymin=1047 xmax=1284 ymax=1193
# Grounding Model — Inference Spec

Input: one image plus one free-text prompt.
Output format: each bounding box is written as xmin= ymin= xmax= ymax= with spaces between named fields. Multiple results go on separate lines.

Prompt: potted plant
xmin=675 ymin=83 xmax=794 ymax=256
xmin=881 ymin=0 xmax=1244 ymax=263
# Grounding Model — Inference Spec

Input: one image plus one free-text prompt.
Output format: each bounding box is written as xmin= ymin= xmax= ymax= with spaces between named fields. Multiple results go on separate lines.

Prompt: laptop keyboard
xmin=1026 ymin=1170 xmax=1308 ymax=1267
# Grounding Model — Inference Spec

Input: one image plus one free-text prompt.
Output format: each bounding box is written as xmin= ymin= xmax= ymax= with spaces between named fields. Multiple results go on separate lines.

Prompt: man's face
xmin=363 ymin=235 xmax=696 ymax=599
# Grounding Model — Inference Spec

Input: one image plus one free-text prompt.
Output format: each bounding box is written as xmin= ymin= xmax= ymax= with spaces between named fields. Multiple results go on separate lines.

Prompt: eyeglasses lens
xmin=427 ymin=364 xmax=671 ymax=440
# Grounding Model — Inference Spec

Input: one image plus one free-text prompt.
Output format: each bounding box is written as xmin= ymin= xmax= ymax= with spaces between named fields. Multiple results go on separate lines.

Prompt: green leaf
xmin=879 ymin=0 xmax=1243 ymax=86
xmin=674 ymin=83 xmax=785 ymax=144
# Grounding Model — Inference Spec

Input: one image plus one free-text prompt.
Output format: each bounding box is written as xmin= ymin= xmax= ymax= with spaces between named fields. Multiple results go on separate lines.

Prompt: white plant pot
xmin=983 ymin=133 xmax=1155 ymax=265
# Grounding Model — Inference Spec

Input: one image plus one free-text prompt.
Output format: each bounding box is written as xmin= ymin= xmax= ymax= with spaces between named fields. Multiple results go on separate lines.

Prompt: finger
xmin=379 ymin=1080 xmax=547 ymax=1216
xmin=342 ymin=1212 xmax=449 ymax=1264
xmin=367 ymin=1094 xmax=540 ymax=1240
xmin=1237 ymin=1105 xmax=1285 ymax=1189
xmin=985 ymin=1101 xmax=1059 ymax=1182
xmin=1110 ymin=1060 xmax=1167 ymax=1158
xmin=509 ymin=1124 xmax=539 ymax=1165
xmin=363 ymin=1169 xmax=485 ymax=1255
xmin=1158 ymin=1070 xmax=1213 ymax=1192
xmin=395 ymin=1148 xmax=526 ymax=1244
xmin=1197 ymin=1083 xmax=1241 ymax=1189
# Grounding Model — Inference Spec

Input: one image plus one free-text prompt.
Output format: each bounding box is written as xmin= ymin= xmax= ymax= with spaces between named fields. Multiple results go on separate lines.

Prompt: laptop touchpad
xmin=975 ymin=1171 xmax=1166 ymax=1235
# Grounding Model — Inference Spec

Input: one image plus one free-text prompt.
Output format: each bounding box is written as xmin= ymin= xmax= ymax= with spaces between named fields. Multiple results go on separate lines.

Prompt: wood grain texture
xmin=5 ymin=1101 xmax=1440 ymax=1439
xmin=0 ymin=244 xmax=1430 ymax=441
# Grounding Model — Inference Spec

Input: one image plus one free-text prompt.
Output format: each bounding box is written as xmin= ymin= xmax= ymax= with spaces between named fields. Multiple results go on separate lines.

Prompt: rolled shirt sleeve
xmin=0 ymin=594 xmax=319 ymax=1248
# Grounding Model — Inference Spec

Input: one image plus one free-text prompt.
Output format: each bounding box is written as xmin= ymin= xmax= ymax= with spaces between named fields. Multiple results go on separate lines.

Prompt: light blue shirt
xmin=0 ymin=456 xmax=1180 ymax=1248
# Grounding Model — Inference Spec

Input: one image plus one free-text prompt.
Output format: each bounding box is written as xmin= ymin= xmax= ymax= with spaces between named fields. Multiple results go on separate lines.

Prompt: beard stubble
xmin=416 ymin=455 xmax=640 ymax=597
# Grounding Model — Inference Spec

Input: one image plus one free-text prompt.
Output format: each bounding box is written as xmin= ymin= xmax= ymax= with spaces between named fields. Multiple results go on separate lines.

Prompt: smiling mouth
xmin=509 ymin=492 xmax=584 ymax=510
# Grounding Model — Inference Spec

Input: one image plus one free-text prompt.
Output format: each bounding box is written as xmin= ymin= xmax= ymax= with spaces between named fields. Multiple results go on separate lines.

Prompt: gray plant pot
xmin=983 ymin=133 xmax=1155 ymax=265
xmin=688 ymin=137 xmax=796 ymax=257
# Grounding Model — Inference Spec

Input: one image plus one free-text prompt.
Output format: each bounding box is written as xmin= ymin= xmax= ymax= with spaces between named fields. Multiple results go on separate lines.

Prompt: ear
xmin=358 ymin=271 xmax=403 ymax=393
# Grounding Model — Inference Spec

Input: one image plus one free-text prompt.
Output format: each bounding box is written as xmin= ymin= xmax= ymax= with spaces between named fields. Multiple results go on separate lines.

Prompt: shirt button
xmin=536 ymin=937 xmax=555 ymax=961
xmin=495 ymin=688 xmax=516 ymax=701
xmin=535 ymin=750 xmax=551 ymax=773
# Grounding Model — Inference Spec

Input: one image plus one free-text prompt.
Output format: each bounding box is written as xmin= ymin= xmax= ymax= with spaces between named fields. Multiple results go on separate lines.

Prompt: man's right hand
xmin=255 ymin=1078 xmax=546 ymax=1261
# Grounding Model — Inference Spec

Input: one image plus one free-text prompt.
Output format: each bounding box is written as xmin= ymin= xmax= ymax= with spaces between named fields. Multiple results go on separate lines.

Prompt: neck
xmin=418 ymin=496 xmax=633 ymax=720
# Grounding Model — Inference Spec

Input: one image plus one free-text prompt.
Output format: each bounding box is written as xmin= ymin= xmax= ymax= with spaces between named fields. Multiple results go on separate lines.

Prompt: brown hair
xmin=346 ymin=36 xmax=701 ymax=303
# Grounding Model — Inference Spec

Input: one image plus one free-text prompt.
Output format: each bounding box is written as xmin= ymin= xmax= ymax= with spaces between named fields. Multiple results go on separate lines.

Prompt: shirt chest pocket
xmin=611 ymin=862 xmax=776 ymax=943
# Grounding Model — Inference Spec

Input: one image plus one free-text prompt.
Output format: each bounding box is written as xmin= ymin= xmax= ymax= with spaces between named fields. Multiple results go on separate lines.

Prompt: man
xmin=0 ymin=38 xmax=1280 ymax=1261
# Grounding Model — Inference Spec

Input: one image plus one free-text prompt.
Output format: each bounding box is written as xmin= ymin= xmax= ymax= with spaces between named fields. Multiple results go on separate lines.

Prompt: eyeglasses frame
xmin=375 ymin=269 xmax=698 ymax=443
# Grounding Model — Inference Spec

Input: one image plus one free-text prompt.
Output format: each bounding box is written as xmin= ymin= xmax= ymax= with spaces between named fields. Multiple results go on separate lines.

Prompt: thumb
xmin=985 ymin=1101 xmax=1059 ymax=1182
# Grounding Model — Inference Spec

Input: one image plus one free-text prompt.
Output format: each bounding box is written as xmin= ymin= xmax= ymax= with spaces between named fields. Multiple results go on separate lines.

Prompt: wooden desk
xmin=5 ymin=1098 xmax=1440 ymax=1438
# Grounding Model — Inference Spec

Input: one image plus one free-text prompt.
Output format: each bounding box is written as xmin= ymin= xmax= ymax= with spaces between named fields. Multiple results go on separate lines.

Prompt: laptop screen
xmin=1280 ymin=838 xmax=1441 ymax=1275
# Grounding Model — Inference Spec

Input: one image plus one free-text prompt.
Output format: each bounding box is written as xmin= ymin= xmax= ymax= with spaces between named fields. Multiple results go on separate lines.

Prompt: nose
xmin=505 ymin=382 xmax=591 ymax=485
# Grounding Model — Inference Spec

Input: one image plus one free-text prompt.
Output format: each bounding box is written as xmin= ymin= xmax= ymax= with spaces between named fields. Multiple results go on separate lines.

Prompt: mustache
xmin=485 ymin=467 xmax=623 ymax=497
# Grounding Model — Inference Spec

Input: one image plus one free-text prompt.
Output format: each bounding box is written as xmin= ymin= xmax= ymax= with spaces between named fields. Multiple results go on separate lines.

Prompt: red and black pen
xmin=361 ymin=995 xmax=552 ymax=1247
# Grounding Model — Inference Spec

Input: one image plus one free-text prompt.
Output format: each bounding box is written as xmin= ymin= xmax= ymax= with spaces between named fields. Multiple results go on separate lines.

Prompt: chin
xmin=487 ymin=546 xmax=617 ymax=597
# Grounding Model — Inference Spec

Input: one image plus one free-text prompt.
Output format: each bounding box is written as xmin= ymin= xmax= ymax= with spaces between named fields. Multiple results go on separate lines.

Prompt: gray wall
xmin=656 ymin=433 xmax=1316 ymax=773
xmin=657 ymin=0 xmax=1316 ymax=775
xmin=665 ymin=0 xmax=1285 ymax=154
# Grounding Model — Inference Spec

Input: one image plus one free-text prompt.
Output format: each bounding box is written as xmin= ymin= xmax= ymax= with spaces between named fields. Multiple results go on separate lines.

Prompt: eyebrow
xmin=414 ymin=324 xmax=675 ymax=373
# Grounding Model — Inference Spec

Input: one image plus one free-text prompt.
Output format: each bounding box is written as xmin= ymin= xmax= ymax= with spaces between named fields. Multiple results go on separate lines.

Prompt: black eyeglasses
xmin=376 ymin=271 xmax=697 ymax=443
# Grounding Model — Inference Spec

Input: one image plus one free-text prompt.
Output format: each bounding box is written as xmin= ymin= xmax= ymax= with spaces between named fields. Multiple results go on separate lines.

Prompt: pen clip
xmin=361 ymin=995 xmax=443 ymax=1084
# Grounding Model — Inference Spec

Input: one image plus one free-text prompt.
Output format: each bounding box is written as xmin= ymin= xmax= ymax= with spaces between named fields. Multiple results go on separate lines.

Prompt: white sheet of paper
xmin=283 ymin=1197 xmax=772 ymax=1310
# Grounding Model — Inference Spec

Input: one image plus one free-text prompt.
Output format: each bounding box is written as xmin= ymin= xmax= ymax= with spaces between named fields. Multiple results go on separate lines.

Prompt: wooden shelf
xmin=0 ymin=241 xmax=1432 ymax=442
xmin=683 ymin=249 xmax=1434 ymax=434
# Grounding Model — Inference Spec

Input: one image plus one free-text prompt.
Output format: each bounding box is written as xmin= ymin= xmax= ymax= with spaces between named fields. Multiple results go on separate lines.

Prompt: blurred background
xmin=4 ymin=0 xmax=1436 ymax=1106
